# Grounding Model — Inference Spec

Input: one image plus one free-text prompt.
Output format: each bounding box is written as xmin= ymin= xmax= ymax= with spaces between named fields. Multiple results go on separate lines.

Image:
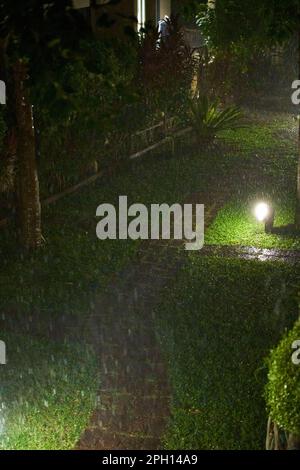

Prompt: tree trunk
xmin=295 ymin=30 xmax=300 ymax=230
xmin=0 ymin=38 xmax=18 ymax=211
xmin=13 ymin=60 xmax=41 ymax=249
xmin=287 ymin=433 xmax=300 ymax=450
xmin=0 ymin=37 xmax=8 ymax=83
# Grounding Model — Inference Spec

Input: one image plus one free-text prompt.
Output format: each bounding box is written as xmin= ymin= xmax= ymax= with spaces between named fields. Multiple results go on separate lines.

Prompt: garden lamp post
xmin=254 ymin=202 xmax=274 ymax=234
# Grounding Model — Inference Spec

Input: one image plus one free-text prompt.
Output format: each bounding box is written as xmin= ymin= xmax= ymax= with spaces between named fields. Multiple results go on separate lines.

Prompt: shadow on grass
xmin=271 ymin=224 xmax=300 ymax=237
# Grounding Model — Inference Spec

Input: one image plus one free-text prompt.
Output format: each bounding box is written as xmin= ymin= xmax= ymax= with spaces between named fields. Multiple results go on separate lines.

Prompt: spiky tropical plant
xmin=190 ymin=94 xmax=244 ymax=143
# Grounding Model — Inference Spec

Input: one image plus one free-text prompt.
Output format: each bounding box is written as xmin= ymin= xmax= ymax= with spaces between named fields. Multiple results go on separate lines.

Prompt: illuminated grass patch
xmin=205 ymin=198 xmax=300 ymax=250
xmin=0 ymin=333 xmax=98 ymax=450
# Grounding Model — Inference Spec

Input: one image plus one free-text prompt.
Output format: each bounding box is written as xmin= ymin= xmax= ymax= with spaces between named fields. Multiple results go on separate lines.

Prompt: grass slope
xmin=155 ymin=258 xmax=299 ymax=450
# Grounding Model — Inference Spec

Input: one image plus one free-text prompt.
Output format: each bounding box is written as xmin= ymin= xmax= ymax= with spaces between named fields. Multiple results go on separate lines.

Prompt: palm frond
xmin=190 ymin=96 xmax=245 ymax=142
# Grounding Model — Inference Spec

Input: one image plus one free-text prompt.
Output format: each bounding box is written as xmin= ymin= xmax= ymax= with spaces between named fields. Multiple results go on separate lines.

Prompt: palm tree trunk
xmin=13 ymin=60 xmax=41 ymax=249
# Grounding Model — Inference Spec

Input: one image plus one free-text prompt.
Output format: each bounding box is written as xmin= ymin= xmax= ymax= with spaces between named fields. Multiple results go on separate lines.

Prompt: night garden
xmin=0 ymin=0 xmax=300 ymax=456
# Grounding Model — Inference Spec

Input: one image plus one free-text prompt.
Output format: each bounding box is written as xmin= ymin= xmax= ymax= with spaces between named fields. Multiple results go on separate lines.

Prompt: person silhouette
xmin=158 ymin=15 xmax=170 ymax=44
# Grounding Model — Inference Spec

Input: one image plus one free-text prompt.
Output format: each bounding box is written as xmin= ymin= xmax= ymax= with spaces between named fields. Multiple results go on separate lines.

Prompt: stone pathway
xmin=76 ymin=191 xmax=227 ymax=450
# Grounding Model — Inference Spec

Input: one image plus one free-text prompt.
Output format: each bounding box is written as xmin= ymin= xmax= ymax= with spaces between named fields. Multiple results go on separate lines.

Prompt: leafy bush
xmin=138 ymin=15 xmax=195 ymax=123
xmin=190 ymin=95 xmax=244 ymax=142
xmin=34 ymin=26 xmax=196 ymax=199
xmin=202 ymin=43 xmax=296 ymax=105
xmin=195 ymin=4 xmax=297 ymax=102
xmin=35 ymin=38 xmax=139 ymax=197
xmin=266 ymin=319 xmax=300 ymax=435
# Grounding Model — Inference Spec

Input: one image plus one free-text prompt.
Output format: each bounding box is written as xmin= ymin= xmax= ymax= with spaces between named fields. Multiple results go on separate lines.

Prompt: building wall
xmin=73 ymin=1 xmax=172 ymax=34
xmin=145 ymin=0 xmax=172 ymax=26
xmin=73 ymin=0 xmax=89 ymax=8
xmin=146 ymin=1 xmax=157 ymax=25
xmin=159 ymin=0 xmax=171 ymax=19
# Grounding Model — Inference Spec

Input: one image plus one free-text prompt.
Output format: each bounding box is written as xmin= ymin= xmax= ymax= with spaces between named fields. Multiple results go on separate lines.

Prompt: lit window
xmin=137 ymin=0 xmax=146 ymax=30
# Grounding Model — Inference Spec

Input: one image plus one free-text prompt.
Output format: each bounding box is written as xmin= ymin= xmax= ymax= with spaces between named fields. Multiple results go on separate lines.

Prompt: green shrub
xmin=196 ymin=5 xmax=297 ymax=102
xmin=138 ymin=16 xmax=195 ymax=123
xmin=266 ymin=319 xmax=300 ymax=435
xmin=35 ymin=29 xmax=195 ymax=199
xmin=34 ymin=39 xmax=139 ymax=197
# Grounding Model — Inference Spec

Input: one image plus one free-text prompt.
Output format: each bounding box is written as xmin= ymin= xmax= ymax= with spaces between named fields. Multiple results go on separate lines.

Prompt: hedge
xmin=266 ymin=318 xmax=300 ymax=435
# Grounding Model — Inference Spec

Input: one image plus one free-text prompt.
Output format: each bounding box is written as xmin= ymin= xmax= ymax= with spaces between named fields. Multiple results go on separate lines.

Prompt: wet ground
xmin=200 ymin=245 xmax=300 ymax=263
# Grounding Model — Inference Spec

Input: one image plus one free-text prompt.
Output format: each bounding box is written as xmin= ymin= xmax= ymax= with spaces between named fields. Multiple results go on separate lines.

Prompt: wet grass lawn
xmin=0 ymin=111 xmax=299 ymax=449
xmin=0 ymin=112 xmax=297 ymax=320
xmin=205 ymin=195 xmax=300 ymax=250
xmin=205 ymin=113 xmax=299 ymax=250
xmin=155 ymin=258 xmax=300 ymax=449
xmin=0 ymin=333 xmax=99 ymax=449
xmin=205 ymin=117 xmax=299 ymax=249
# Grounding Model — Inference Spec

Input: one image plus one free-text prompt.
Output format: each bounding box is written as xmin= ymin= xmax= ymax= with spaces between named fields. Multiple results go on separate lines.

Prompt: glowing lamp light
xmin=254 ymin=202 xmax=274 ymax=234
xmin=255 ymin=202 xmax=270 ymax=222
